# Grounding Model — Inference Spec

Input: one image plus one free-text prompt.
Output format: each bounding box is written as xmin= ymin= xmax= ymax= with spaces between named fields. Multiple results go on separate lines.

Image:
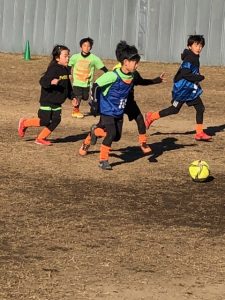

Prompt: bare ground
xmin=0 ymin=53 xmax=225 ymax=300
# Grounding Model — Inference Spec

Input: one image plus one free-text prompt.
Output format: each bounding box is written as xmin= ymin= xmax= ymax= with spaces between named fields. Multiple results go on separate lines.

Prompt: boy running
xmin=18 ymin=45 xmax=77 ymax=146
xmin=145 ymin=35 xmax=212 ymax=141
xmin=113 ymin=61 xmax=165 ymax=154
xmin=79 ymin=41 xmax=140 ymax=170
xmin=69 ymin=37 xmax=108 ymax=118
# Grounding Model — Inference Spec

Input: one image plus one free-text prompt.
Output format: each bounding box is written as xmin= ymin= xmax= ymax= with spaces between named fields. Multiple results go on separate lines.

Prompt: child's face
xmin=81 ymin=42 xmax=91 ymax=54
xmin=122 ymin=59 xmax=139 ymax=73
xmin=188 ymin=42 xmax=203 ymax=55
xmin=56 ymin=50 xmax=70 ymax=66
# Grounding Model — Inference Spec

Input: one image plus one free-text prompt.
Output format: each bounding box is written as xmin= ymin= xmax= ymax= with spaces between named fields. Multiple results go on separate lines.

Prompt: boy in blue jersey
xmin=113 ymin=62 xmax=165 ymax=154
xmin=145 ymin=35 xmax=212 ymax=141
xmin=79 ymin=41 xmax=140 ymax=170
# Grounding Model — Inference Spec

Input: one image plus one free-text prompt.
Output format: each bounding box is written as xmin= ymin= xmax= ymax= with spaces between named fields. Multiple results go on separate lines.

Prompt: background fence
xmin=0 ymin=0 xmax=225 ymax=65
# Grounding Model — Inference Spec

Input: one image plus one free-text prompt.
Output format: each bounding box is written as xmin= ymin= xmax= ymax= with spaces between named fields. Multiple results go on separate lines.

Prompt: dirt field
xmin=0 ymin=52 xmax=225 ymax=300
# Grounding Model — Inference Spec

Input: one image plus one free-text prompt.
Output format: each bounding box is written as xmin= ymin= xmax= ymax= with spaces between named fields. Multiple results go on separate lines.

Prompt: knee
xmin=40 ymin=119 xmax=51 ymax=127
xmin=113 ymin=129 xmax=122 ymax=142
xmin=50 ymin=116 xmax=61 ymax=131
xmin=136 ymin=113 xmax=144 ymax=123
xmin=110 ymin=132 xmax=118 ymax=142
xmin=198 ymin=104 xmax=205 ymax=114
xmin=113 ymin=134 xmax=121 ymax=142
xmin=105 ymin=131 xmax=117 ymax=144
xmin=83 ymin=94 xmax=89 ymax=101
xmin=171 ymin=107 xmax=180 ymax=114
xmin=53 ymin=116 xmax=61 ymax=126
xmin=136 ymin=114 xmax=145 ymax=130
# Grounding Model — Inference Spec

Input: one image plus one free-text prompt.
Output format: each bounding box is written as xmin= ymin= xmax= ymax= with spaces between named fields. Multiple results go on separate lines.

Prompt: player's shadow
xmin=149 ymin=137 xmax=196 ymax=162
xmin=51 ymin=132 xmax=88 ymax=143
xmin=151 ymin=123 xmax=225 ymax=137
xmin=110 ymin=146 xmax=146 ymax=167
xmin=204 ymin=124 xmax=225 ymax=136
xmin=24 ymin=132 xmax=87 ymax=143
xmin=110 ymin=137 xmax=195 ymax=166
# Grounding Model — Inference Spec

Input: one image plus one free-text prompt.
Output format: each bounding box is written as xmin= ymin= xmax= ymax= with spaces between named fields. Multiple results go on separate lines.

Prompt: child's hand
xmin=72 ymin=98 xmax=79 ymax=107
xmin=160 ymin=72 xmax=166 ymax=82
xmin=51 ymin=78 xmax=60 ymax=85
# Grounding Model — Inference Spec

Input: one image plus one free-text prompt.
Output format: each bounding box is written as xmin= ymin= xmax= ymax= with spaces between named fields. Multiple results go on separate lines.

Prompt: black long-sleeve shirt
xmin=39 ymin=62 xmax=74 ymax=106
xmin=133 ymin=70 xmax=162 ymax=86
xmin=90 ymin=69 xmax=162 ymax=103
xmin=174 ymin=49 xmax=205 ymax=83
xmin=127 ymin=70 xmax=162 ymax=101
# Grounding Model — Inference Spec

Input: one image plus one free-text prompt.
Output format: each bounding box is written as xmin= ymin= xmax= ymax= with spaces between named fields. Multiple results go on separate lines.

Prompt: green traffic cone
xmin=24 ymin=40 xmax=31 ymax=60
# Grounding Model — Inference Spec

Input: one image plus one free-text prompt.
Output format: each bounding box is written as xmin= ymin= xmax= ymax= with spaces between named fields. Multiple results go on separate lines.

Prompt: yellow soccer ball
xmin=189 ymin=160 xmax=210 ymax=182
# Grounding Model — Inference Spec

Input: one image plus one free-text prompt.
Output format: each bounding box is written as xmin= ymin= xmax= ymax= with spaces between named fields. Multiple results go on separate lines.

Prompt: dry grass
xmin=0 ymin=53 xmax=225 ymax=299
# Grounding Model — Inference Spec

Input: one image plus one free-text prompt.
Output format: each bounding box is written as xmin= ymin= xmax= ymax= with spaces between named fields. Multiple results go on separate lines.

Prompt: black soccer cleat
xmin=98 ymin=160 xmax=112 ymax=170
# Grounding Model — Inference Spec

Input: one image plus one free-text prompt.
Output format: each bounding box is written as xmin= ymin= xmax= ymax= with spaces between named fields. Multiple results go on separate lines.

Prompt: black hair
xmin=115 ymin=40 xmax=140 ymax=63
xmin=79 ymin=37 xmax=94 ymax=48
xmin=48 ymin=44 xmax=70 ymax=67
xmin=187 ymin=35 xmax=205 ymax=47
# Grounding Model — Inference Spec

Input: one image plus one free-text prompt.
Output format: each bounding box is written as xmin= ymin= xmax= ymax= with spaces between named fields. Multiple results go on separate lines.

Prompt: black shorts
xmin=73 ymin=86 xmax=90 ymax=101
xmin=171 ymin=96 xmax=202 ymax=109
xmin=98 ymin=115 xmax=124 ymax=146
xmin=124 ymin=99 xmax=141 ymax=121
xmin=38 ymin=106 xmax=62 ymax=131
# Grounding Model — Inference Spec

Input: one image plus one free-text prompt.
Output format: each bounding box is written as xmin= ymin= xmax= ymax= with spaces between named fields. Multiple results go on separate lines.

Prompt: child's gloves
xmin=89 ymin=83 xmax=100 ymax=117
xmin=89 ymin=95 xmax=99 ymax=117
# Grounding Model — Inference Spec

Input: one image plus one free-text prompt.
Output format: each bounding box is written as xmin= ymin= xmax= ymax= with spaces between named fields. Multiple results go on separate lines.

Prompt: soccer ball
xmin=189 ymin=160 xmax=210 ymax=182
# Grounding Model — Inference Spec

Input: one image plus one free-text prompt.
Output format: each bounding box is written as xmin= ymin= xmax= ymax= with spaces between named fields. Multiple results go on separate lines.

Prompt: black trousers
xmin=124 ymin=98 xmax=146 ymax=134
xmin=97 ymin=115 xmax=123 ymax=147
xmin=38 ymin=108 xmax=61 ymax=132
xmin=159 ymin=97 xmax=205 ymax=124
xmin=73 ymin=86 xmax=90 ymax=106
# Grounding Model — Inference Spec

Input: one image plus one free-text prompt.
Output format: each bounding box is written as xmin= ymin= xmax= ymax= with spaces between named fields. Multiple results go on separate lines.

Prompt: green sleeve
xmin=93 ymin=55 xmax=105 ymax=70
xmin=95 ymin=71 xmax=117 ymax=87
xmin=68 ymin=54 xmax=78 ymax=67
